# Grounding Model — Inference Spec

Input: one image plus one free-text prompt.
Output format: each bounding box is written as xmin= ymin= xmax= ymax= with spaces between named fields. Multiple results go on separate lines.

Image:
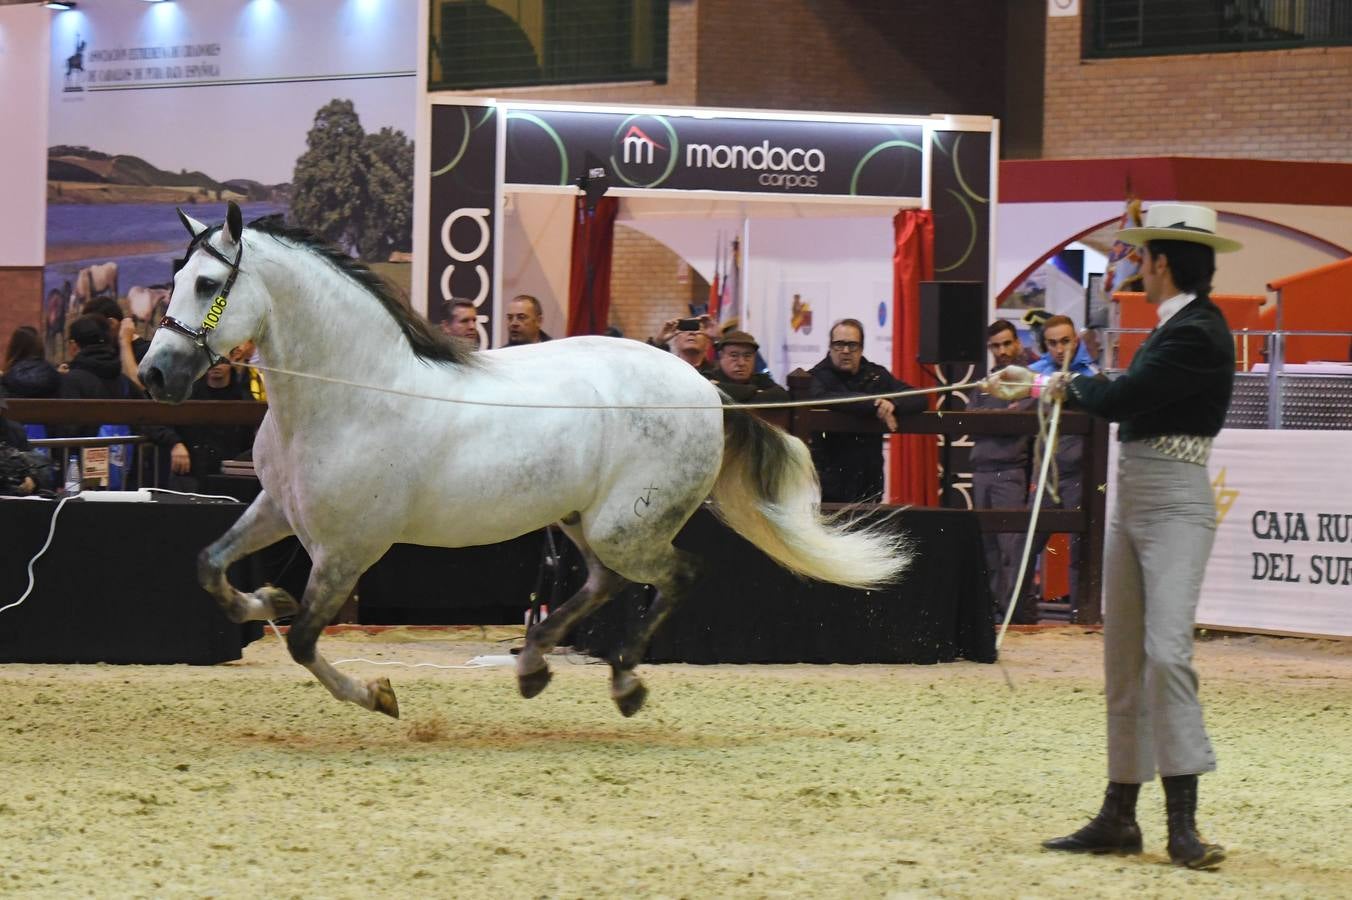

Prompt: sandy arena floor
xmin=0 ymin=626 xmax=1349 ymax=899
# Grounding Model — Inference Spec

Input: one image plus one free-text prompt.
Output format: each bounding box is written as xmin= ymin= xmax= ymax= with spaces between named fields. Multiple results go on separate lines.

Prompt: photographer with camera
xmin=651 ymin=314 xmax=718 ymax=377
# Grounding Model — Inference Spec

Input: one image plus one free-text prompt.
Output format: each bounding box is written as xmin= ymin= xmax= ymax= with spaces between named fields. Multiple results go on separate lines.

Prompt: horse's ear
xmin=225 ymin=201 xmax=243 ymax=246
xmin=177 ymin=208 xmax=208 ymax=238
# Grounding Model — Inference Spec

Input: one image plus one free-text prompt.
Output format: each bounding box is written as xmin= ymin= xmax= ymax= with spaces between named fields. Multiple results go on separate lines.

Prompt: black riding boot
xmin=1162 ymin=774 xmax=1226 ymax=869
xmin=1042 ymin=782 xmax=1143 ymax=854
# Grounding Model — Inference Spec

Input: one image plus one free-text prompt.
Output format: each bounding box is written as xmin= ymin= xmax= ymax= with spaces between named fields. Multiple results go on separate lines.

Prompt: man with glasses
xmin=1025 ymin=315 xmax=1102 ymax=621
xmin=806 ymin=318 xmax=924 ymax=503
xmin=709 ymin=331 xmax=788 ymax=404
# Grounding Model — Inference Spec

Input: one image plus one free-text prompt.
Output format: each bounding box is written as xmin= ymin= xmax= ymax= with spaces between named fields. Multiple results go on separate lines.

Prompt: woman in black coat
xmin=2 ymin=325 xmax=60 ymax=399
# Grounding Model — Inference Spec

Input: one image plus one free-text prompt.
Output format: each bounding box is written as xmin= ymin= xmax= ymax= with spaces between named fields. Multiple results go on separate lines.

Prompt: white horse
xmin=139 ymin=202 xmax=908 ymax=719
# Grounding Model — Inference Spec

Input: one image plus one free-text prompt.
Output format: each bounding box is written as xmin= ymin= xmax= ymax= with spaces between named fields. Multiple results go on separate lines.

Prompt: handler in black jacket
xmin=807 ymin=318 xmax=925 ymax=503
xmin=986 ymin=203 xmax=1238 ymax=870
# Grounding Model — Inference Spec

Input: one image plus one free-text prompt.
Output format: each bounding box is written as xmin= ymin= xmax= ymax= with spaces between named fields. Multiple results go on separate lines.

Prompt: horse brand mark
xmin=633 ymin=485 xmax=660 ymax=518
xmin=439 ymin=207 xmax=491 ymax=307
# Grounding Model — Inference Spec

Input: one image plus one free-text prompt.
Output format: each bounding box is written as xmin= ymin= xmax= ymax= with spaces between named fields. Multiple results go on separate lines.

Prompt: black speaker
xmin=918 ymin=281 xmax=986 ymax=364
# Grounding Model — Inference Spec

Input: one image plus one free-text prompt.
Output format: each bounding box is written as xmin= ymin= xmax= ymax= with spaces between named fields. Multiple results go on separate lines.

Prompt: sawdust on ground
xmin=1 ymin=627 xmax=1349 ymax=898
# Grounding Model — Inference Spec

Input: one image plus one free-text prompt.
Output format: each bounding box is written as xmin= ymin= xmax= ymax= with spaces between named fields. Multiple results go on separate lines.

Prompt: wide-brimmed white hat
xmin=1114 ymin=203 xmax=1242 ymax=253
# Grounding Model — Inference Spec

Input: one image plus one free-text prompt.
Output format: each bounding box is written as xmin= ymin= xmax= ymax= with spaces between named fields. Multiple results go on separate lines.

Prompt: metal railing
xmin=1099 ymin=326 xmax=1352 ymax=429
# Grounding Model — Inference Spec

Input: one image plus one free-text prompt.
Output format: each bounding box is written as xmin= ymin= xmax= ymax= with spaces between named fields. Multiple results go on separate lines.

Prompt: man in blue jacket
xmin=1026 ymin=315 xmax=1102 ymax=621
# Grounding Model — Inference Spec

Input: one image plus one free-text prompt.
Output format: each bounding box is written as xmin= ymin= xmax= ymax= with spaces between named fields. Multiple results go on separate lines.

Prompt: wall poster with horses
xmin=42 ymin=0 xmax=418 ymax=362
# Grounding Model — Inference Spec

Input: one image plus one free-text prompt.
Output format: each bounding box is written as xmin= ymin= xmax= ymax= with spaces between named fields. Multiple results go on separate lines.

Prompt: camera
xmin=676 ymin=317 xmax=702 ymax=332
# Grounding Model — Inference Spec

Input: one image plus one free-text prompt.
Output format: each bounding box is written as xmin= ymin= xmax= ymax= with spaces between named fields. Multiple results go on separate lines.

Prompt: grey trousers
xmin=1104 ymin=442 xmax=1218 ymax=783
xmin=972 ymin=468 xmax=1028 ymax=620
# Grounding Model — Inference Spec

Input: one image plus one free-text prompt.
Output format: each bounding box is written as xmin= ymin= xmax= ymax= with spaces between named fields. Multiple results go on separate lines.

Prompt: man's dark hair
xmin=441 ymin=298 xmax=476 ymax=317
xmin=987 ymin=319 xmax=1017 ymax=340
xmin=68 ymin=314 xmax=110 ymax=348
xmin=1147 ymin=240 xmax=1216 ymax=302
xmin=82 ymin=297 xmax=124 ymax=321
xmin=510 ymin=294 xmax=543 ymax=317
xmin=830 ymin=318 xmax=865 ymax=346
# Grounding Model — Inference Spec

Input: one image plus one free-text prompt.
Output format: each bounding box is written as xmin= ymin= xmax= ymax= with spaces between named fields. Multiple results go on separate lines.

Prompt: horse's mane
xmin=246 ymin=215 xmax=474 ymax=367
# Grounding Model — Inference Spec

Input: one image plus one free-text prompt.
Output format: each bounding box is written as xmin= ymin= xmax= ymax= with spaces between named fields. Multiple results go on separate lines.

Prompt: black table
xmin=572 ymin=507 xmax=996 ymax=665
xmin=0 ymin=496 xmax=261 ymax=664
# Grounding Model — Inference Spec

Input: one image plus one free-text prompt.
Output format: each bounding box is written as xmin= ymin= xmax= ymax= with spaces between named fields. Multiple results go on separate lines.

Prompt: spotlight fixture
xmin=44 ymin=1 xmax=77 ymax=9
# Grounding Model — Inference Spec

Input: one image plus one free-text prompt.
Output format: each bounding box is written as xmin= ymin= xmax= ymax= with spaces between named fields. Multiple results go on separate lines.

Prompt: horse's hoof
xmin=369 ymin=678 xmax=400 ymax=719
xmin=258 ymin=585 xmax=299 ymax=618
xmin=613 ymin=682 xmax=648 ymax=718
xmin=517 ymin=666 xmax=553 ymax=699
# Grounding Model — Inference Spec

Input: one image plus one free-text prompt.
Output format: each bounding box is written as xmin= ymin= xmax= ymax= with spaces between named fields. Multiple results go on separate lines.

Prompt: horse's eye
xmin=196 ymin=276 xmax=221 ymax=295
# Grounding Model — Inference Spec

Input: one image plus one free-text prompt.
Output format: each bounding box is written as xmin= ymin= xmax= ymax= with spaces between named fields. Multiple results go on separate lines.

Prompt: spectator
xmin=2 ymin=325 xmax=60 ymax=399
xmin=665 ymin=318 xmax=717 ymax=376
xmin=61 ymin=314 xmax=188 ymax=481
xmin=83 ymin=296 xmax=149 ymax=387
xmin=1025 ymin=315 xmax=1104 ymax=621
xmin=0 ymin=388 xmax=50 ymax=496
xmin=169 ymin=359 xmax=256 ymax=493
xmin=505 ymin=294 xmax=551 ymax=345
xmin=439 ymin=298 xmax=480 ymax=347
xmin=60 ymin=315 xmax=126 ymax=406
xmin=807 ymin=318 xmax=925 ymax=503
xmin=969 ymin=319 xmax=1039 ymax=624
xmin=709 ymin=331 xmax=788 ymax=404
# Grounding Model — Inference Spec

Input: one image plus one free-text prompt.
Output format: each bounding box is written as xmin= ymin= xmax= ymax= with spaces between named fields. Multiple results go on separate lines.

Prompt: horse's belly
xmin=397 ymin=492 xmax=571 ymax=549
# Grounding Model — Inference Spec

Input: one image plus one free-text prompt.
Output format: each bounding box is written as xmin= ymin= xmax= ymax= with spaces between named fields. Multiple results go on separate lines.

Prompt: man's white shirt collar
xmin=1156 ymin=291 xmax=1197 ymax=327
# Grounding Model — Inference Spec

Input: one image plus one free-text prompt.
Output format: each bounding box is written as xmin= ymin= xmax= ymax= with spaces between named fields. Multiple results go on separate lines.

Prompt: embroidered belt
xmin=1143 ymin=434 xmax=1213 ymax=466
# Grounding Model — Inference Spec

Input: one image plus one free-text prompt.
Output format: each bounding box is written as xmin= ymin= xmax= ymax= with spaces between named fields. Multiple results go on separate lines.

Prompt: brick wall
xmin=694 ymin=0 xmax=1007 ymax=117
xmin=1044 ymin=16 xmax=1352 ymax=161
xmin=608 ymin=226 xmax=707 ymax=344
xmin=0 ymin=268 xmax=43 ymax=363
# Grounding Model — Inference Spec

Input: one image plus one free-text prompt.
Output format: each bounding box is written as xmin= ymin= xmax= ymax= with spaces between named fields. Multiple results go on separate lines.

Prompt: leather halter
xmin=157 ymin=227 xmax=243 ymax=368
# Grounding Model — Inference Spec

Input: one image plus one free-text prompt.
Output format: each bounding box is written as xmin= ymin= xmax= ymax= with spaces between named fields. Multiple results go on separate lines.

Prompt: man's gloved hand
xmin=1041 ymin=371 xmax=1075 ymax=403
xmin=981 ymin=365 xmax=1034 ymax=401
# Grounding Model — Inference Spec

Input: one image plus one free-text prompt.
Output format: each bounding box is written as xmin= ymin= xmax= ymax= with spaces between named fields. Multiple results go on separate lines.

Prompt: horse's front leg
xmin=197 ymin=490 xmax=298 ymax=623
xmin=286 ymin=548 xmax=397 ymax=718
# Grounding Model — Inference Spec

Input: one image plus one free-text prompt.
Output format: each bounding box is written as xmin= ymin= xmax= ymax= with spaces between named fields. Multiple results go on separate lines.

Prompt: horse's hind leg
xmin=198 ymin=491 xmax=299 ymax=623
xmin=608 ymin=547 xmax=701 ymax=718
xmin=286 ymin=549 xmax=398 ymax=718
xmin=516 ymin=525 xmax=627 ymax=699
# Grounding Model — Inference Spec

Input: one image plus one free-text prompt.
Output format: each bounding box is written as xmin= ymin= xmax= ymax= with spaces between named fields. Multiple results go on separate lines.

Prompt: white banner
xmin=1200 ymin=430 xmax=1352 ymax=636
xmin=1108 ymin=428 xmax=1352 ymax=637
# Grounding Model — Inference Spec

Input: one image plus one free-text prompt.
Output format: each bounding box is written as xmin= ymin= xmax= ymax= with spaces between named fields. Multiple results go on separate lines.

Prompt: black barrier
xmin=0 ymin=496 xmax=262 ymax=665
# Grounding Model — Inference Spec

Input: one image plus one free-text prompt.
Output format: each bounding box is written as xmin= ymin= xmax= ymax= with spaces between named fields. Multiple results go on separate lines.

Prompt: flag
xmin=1102 ymin=194 xmax=1143 ymax=296
xmin=708 ymin=232 xmax=723 ymax=321
xmin=719 ymin=235 xmax=741 ymax=330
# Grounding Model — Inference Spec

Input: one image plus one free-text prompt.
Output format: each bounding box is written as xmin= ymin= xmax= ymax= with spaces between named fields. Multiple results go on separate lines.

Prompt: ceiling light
xmin=44 ymin=2 xmax=77 ymax=9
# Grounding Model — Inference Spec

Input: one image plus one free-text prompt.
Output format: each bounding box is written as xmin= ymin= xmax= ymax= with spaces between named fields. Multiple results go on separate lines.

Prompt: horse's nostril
xmin=143 ymin=366 xmax=165 ymax=394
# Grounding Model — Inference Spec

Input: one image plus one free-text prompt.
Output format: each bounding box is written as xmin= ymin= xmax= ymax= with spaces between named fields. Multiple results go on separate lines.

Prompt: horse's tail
xmin=708 ymin=408 xmax=909 ymax=590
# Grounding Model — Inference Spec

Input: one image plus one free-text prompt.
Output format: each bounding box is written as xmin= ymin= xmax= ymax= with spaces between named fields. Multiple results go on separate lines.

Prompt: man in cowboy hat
xmin=986 ymin=203 xmax=1240 ymax=870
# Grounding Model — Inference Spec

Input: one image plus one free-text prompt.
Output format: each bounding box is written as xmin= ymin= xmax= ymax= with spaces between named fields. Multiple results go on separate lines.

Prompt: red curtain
xmin=566 ymin=196 xmax=620 ymax=336
xmin=889 ymin=210 xmax=938 ymax=506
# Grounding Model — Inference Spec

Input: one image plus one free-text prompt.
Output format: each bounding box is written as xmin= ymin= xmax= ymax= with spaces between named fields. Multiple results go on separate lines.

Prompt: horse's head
xmin=140 ymin=201 xmax=263 ymax=403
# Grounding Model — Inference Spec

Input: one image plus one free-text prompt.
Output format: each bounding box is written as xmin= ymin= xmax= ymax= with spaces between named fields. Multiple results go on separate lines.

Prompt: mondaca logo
xmin=610 ymin=115 xmax=678 ymax=188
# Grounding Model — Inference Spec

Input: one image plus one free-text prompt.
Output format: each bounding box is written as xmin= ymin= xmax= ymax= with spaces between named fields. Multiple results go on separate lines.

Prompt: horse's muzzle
xmin=139 ymin=363 xmax=191 ymax=404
